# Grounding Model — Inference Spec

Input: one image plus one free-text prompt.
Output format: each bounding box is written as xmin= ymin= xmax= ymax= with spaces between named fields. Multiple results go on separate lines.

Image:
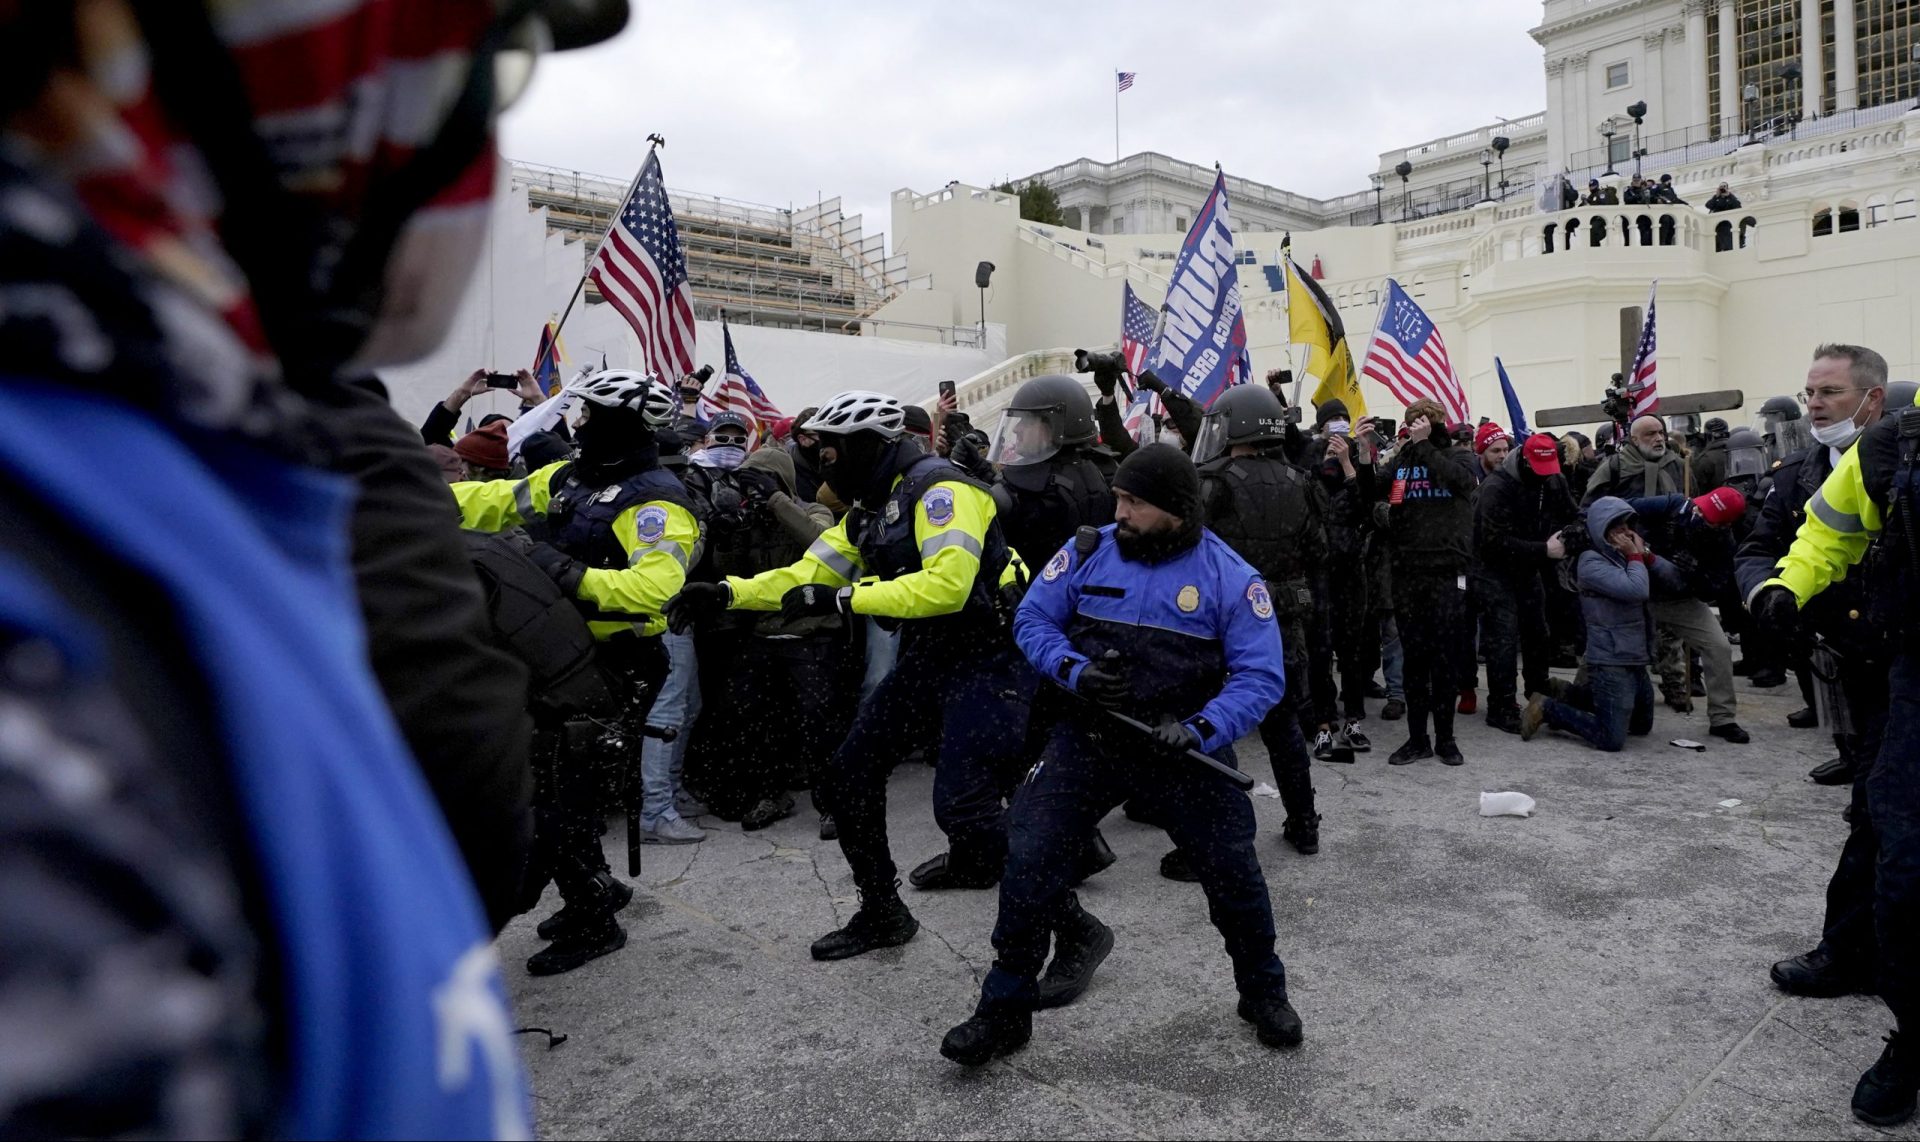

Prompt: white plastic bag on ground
xmin=1479 ymin=791 xmax=1536 ymax=817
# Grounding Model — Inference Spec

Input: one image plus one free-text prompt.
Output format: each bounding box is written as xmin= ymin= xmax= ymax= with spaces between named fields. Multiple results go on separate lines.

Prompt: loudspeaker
xmin=975 ymin=261 xmax=995 ymax=289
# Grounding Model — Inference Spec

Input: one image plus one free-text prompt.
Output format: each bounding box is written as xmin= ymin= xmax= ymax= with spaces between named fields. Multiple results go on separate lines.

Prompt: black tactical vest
xmin=846 ymin=453 xmax=1010 ymax=630
xmin=991 ymin=452 xmax=1116 ymax=569
xmin=462 ymin=531 xmax=615 ymax=720
xmin=1201 ymin=453 xmax=1318 ymax=587
xmin=543 ymin=463 xmax=700 ymax=570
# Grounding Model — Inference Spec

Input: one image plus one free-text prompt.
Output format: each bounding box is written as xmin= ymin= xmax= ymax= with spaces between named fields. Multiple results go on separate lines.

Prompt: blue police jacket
xmin=0 ymin=382 xmax=529 ymax=1139
xmin=1014 ymin=524 xmax=1286 ymax=753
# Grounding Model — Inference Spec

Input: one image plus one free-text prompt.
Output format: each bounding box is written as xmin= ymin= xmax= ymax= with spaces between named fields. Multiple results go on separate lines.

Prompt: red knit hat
xmin=454 ymin=420 xmax=511 ymax=472
xmin=1473 ymin=422 xmax=1511 ymax=454
xmin=1693 ymin=486 xmax=1747 ymax=528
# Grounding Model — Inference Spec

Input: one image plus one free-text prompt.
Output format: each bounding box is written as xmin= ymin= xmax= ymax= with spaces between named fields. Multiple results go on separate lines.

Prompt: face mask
xmin=1811 ymin=401 xmax=1869 ymax=449
xmin=1325 ymin=420 xmax=1350 ymax=437
xmin=693 ymin=444 xmax=746 ymax=470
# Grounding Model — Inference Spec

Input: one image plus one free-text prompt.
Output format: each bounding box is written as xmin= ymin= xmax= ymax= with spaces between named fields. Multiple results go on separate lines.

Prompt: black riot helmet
xmin=1887 ymin=380 xmax=1918 ymax=410
xmin=1192 ymin=384 xmax=1289 ymax=464
xmin=1759 ymin=394 xmax=1802 ymax=420
xmin=1725 ymin=426 xmax=1770 ymax=479
xmin=987 ymin=375 xmax=1097 ymax=468
xmin=1755 ymin=393 xmax=1811 ymax=459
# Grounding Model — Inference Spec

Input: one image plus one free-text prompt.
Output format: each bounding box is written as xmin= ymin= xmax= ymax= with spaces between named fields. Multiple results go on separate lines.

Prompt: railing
xmin=1393 ymin=113 xmax=1549 ymax=164
xmin=1020 ymin=152 xmax=1335 ymax=220
xmin=895 ymin=184 xmax=1019 ymax=212
xmin=842 ymin=316 xmax=986 ymax=348
xmin=1015 ymin=224 xmax=1172 ymax=292
xmin=951 ymin=348 xmax=1085 ymax=414
xmin=1564 ymin=99 xmax=1919 ymax=182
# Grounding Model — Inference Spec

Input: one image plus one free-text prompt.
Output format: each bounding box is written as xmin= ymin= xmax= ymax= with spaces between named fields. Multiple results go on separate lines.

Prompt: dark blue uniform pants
xmin=819 ymin=624 xmax=1035 ymax=894
xmin=980 ymin=717 xmax=1288 ymax=1009
xmin=1817 ymin=658 xmax=1890 ymax=968
xmin=1869 ymin=651 xmax=1920 ymax=1028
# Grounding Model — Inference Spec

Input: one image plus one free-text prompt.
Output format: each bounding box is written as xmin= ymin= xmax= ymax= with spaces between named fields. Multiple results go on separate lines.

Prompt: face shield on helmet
xmin=1754 ymin=409 xmax=1813 ymax=460
xmin=1727 ymin=434 xmax=1771 ymax=479
xmin=987 ymin=407 xmax=1061 ymax=467
xmin=1190 ymin=410 xmax=1232 ymax=465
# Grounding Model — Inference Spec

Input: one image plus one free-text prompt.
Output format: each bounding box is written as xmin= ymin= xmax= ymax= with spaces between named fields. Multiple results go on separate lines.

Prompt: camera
xmin=1598 ymin=371 xmax=1634 ymax=427
xmin=681 ymin=365 xmax=715 ymax=394
xmin=1073 ymin=348 xmax=1126 ymax=376
xmin=484 ymin=371 xmax=519 ymax=389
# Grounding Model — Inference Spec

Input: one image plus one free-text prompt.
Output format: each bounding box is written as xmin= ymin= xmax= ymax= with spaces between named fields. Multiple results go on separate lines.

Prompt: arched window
xmin=1813 ymin=208 xmax=1833 ymax=237
xmin=1739 ymin=217 xmax=1757 ymax=248
xmin=1636 ymin=214 xmax=1654 ymax=246
xmin=1659 ymin=215 xmax=1676 ymax=246
xmin=1590 ymin=215 xmax=1608 ymax=246
xmin=1715 ymin=219 xmax=1734 ymax=252
xmin=1542 ymin=223 xmax=1557 ymax=255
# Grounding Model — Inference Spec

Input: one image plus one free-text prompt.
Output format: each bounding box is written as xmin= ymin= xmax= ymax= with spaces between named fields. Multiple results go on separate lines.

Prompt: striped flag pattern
xmin=717 ymin=323 xmax=784 ymax=435
xmin=1117 ymin=71 xmax=1136 ymax=92
xmin=1360 ymin=279 xmax=1470 ymax=425
xmin=1119 ymin=282 xmax=1156 ymax=376
xmin=1627 ymin=281 xmax=1659 ymax=417
xmin=587 ymin=150 xmax=696 ymax=381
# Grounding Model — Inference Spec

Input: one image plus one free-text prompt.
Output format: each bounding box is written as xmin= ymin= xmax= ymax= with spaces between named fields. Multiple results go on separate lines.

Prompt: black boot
xmin=1035 ymin=894 xmax=1115 ymax=1010
xmin=810 ymin=884 xmax=919 ymax=961
xmin=817 ymin=812 xmax=837 ymax=841
xmin=740 ymin=793 xmax=797 ymax=832
xmin=1159 ymin=848 xmax=1199 ymax=882
xmin=1237 ymin=993 xmax=1304 ymax=1048
xmin=1808 ymin=756 xmax=1855 ymax=785
xmin=1770 ymin=946 xmax=1874 ymax=997
xmin=1069 ymin=829 xmax=1117 ymax=886
xmin=908 ymin=850 xmax=1002 ymax=891
xmin=940 ymin=1001 xmax=1033 ymax=1067
xmin=1854 ymin=1032 xmax=1920 ymax=1126
xmin=1282 ymin=813 xmax=1321 ymax=855
xmin=537 ymin=871 xmax=634 ymax=941
xmin=527 ymin=915 xmax=628 ymax=976
xmin=1787 ymin=706 xmax=1820 ymax=729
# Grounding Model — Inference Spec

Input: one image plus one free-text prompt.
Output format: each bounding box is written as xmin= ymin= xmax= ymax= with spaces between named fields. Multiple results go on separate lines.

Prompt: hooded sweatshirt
xmin=1574 ymin=497 xmax=1688 ymax=666
xmin=1384 ymin=435 xmax=1478 ymax=575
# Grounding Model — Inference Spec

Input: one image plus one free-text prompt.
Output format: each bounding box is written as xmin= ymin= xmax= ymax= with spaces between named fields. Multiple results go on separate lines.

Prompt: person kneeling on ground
xmin=1522 ymin=497 xmax=1686 ymax=750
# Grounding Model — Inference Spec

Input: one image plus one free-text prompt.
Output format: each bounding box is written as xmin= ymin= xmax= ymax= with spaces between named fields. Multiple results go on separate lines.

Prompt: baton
xmin=625 ymin=724 xmax=678 ymax=877
xmin=1099 ymin=706 xmax=1256 ymax=791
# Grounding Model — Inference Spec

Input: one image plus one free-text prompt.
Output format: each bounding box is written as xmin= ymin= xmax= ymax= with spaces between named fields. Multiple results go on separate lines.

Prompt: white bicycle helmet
xmin=575 ymin=368 xmax=676 ymax=428
xmin=803 ymin=390 xmax=906 ymax=438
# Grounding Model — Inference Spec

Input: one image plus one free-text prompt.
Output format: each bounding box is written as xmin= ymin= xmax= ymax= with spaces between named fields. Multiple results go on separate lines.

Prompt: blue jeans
xmin=1380 ymin=614 xmax=1404 ymax=701
xmin=1541 ymin=664 xmax=1653 ymax=752
xmin=640 ymin=629 xmax=701 ymax=825
xmin=859 ymin=615 xmax=898 ymax=704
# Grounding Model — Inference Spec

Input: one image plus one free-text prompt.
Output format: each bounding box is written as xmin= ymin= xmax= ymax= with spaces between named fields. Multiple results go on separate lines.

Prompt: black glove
xmin=780 ymin=583 xmax=850 ymax=624
xmin=1750 ymin=584 xmax=1800 ymax=630
xmin=949 ymin=430 xmax=992 ymax=479
xmin=1076 ymin=663 xmax=1130 ymax=708
xmin=1134 ymin=369 xmax=1169 ymax=396
xmin=1151 ymin=718 xmax=1199 ymax=753
xmin=1091 ymin=364 xmax=1119 ymax=398
xmin=665 ymin=581 xmax=731 ymax=634
xmin=527 ymin=541 xmax=585 ymax=596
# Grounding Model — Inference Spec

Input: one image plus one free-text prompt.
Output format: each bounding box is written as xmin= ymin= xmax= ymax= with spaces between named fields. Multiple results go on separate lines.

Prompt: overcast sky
xmin=501 ymin=0 xmax=1548 ymax=242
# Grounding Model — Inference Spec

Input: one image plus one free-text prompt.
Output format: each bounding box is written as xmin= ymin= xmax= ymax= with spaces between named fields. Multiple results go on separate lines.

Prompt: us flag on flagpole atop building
xmin=1117 ymin=71 xmax=1135 ymax=92
xmin=1627 ymin=280 xmax=1659 ymax=417
xmin=717 ymin=322 xmax=784 ymax=435
xmin=1359 ymin=279 xmax=1470 ymax=425
xmin=587 ymin=149 xmax=695 ymax=380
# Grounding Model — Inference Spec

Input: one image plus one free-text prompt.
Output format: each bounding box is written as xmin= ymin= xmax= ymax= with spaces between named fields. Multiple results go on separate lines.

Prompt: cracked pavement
xmin=502 ymin=675 xmax=1920 ymax=1139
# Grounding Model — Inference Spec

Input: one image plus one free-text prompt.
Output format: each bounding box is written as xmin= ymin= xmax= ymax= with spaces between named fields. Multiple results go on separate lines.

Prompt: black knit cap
xmin=1314 ymin=398 xmax=1349 ymax=427
xmin=1113 ymin=442 xmax=1201 ymax=520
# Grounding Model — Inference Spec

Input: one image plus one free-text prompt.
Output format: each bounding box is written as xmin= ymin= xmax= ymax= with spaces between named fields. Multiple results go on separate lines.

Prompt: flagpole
xmin=534 ymin=134 xmax=662 ymax=381
xmin=1114 ymin=69 xmax=1120 ymax=161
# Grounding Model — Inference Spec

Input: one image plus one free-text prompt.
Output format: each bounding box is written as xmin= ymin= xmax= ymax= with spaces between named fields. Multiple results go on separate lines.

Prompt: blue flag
xmin=1146 ymin=168 xmax=1252 ymax=408
xmin=1495 ymin=356 xmax=1530 ymax=438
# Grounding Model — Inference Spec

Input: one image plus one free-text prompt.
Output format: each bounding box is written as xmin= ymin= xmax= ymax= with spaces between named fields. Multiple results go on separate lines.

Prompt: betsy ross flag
xmin=1627 ymin=281 xmax=1659 ymax=417
xmin=588 ymin=150 xmax=695 ymax=381
xmin=1360 ymin=279 xmax=1469 ymax=425
xmin=1117 ymin=71 xmax=1135 ymax=92
xmin=716 ymin=323 xmax=784 ymax=436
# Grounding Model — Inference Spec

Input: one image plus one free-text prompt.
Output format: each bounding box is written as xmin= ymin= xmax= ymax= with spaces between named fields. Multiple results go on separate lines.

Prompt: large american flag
xmin=588 ymin=150 xmax=695 ymax=380
xmin=1360 ymin=279 xmax=1470 ymax=425
xmin=1627 ymin=280 xmax=1659 ymax=417
xmin=716 ymin=322 xmax=783 ymax=435
xmin=1117 ymin=71 xmax=1136 ymax=92
xmin=1119 ymin=282 xmax=1156 ymax=375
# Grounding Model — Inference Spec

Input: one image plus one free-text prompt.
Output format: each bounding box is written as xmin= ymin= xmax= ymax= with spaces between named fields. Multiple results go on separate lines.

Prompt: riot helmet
xmin=1755 ymin=394 xmax=1812 ymax=460
xmin=1191 ymin=384 xmax=1289 ymax=464
xmin=987 ymin=375 xmax=1096 ymax=468
xmin=1887 ymin=380 xmax=1919 ymax=410
xmin=1725 ymin=427 xmax=1769 ymax=479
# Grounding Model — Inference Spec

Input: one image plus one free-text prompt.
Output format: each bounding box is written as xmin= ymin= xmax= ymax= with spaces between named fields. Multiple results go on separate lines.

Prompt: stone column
xmin=1836 ymin=0 xmax=1858 ymax=110
xmin=1571 ymin=52 xmax=1592 ymax=163
xmin=1547 ymin=57 xmax=1570 ymax=170
xmin=1645 ymin=30 xmax=1668 ymax=119
xmin=1802 ymin=0 xmax=1825 ymax=116
xmin=1686 ymin=0 xmax=1711 ymax=126
xmin=1718 ymin=0 xmax=1740 ymax=136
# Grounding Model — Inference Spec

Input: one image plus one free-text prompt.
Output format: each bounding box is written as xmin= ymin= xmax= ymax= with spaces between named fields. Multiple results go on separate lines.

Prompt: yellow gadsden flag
xmin=1284 ymin=250 xmax=1365 ymax=417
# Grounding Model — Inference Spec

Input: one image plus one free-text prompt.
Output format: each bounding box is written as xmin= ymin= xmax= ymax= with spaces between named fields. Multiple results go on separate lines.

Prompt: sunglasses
xmin=710 ymin=432 xmax=749 ymax=446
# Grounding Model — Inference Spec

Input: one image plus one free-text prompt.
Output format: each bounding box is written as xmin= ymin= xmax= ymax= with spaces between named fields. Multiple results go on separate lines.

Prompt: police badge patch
xmin=635 ymin=505 xmax=669 ymax=544
xmin=923 ymin=486 xmax=956 ymax=526
xmin=1247 ymin=580 xmax=1275 ymax=620
xmin=1176 ymin=585 xmax=1200 ymax=612
xmin=884 ymin=500 xmax=902 ymax=524
xmin=1043 ymin=549 xmax=1070 ymax=582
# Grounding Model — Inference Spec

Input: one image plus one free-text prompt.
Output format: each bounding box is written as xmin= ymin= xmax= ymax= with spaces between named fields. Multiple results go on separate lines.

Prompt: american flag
xmin=1117 ymin=71 xmax=1135 ymax=92
xmin=1627 ymin=280 xmax=1659 ymax=417
xmin=1119 ymin=282 xmax=1156 ymax=376
xmin=1360 ymin=279 xmax=1470 ymax=426
xmin=587 ymin=150 xmax=695 ymax=380
xmin=716 ymin=322 xmax=783 ymax=436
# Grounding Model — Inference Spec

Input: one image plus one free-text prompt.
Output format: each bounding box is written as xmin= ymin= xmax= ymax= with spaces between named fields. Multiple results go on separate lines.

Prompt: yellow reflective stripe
xmin=807 ymin=536 xmax=860 ymax=580
xmin=919 ymin=529 xmax=983 ymax=560
xmin=630 ymin=541 xmax=689 ymax=569
xmin=512 ymin=479 xmax=537 ymax=521
xmin=1807 ymin=489 xmax=1865 ymax=534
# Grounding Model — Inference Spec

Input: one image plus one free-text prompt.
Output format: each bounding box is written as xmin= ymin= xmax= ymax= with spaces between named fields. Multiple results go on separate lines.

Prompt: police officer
xmin=1192 ymin=385 xmax=1331 ymax=854
xmin=453 ymin=369 xmax=704 ymax=952
xmin=985 ymin=375 xmax=1117 ymax=569
xmin=1739 ymin=348 xmax=1895 ymax=1002
xmin=668 ymin=391 xmax=1032 ymax=960
xmin=939 ymin=444 xmax=1301 ymax=1065
xmin=1752 ymin=382 xmax=1920 ymax=1126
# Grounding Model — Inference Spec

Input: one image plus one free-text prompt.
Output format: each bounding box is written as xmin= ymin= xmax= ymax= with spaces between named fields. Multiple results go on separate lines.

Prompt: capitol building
xmin=386 ymin=0 xmax=1920 ymax=433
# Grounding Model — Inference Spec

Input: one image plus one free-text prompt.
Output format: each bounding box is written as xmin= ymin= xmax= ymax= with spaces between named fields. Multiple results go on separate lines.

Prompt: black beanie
xmin=1315 ymin=398 xmax=1349 ymax=427
xmin=1113 ymin=443 xmax=1201 ymax=520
